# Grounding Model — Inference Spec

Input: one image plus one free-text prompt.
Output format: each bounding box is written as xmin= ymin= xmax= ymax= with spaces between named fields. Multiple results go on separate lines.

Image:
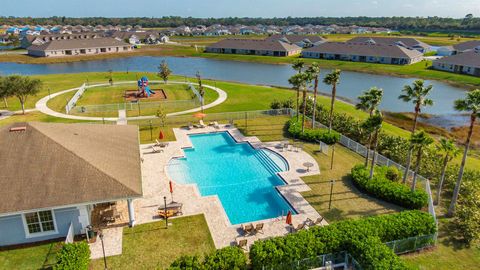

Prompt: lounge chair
xmin=155 ymin=139 xmax=169 ymax=147
xmin=188 ymin=122 xmax=194 ymax=130
xmin=236 ymin=238 xmax=248 ymax=250
xmin=241 ymin=223 xmax=254 ymax=235
xmin=199 ymin=120 xmax=207 ymax=128
xmin=213 ymin=121 xmax=220 ymax=129
xmin=254 ymin=223 xmax=264 ymax=234
xmin=158 ymin=209 xmax=179 ymax=219
xmin=306 ymin=217 xmax=324 ymax=226
xmin=291 ymin=223 xmax=306 ymax=232
xmin=151 ymin=145 xmax=163 ymax=153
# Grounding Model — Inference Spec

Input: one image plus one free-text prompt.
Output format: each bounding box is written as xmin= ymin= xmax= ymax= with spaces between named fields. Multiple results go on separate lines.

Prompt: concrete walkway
xmin=35 ymin=81 xmax=227 ymax=122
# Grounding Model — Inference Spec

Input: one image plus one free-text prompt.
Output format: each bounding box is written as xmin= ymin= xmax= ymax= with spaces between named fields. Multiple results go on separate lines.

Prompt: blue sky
xmin=0 ymin=0 xmax=478 ymax=18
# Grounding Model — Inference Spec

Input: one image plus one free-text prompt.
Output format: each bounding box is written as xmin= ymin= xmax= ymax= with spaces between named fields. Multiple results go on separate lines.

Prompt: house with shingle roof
xmin=265 ymin=34 xmax=326 ymax=48
xmin=0 ymin=122 xmax=142 ymax=247
xmin=27 ymin=38 xmax=131 ymax=57
xmin=432 ymin=50 xmax=480 ymax=77
xmin=347 ymin=36 xmax=432 ymax=53
xmin=302 ymin=42 xmax=423 ymax=65
xmin=205 ymin=39 xmax=302 ymax=57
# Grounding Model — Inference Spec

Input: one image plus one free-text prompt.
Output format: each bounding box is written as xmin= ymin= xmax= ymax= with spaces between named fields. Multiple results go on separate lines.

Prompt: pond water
xmin=0 ymin=56 xmax=470 ymax=118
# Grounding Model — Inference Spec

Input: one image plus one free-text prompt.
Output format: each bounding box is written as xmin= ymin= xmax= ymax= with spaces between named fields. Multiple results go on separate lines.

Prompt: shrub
xmin=168 ymin=255 xmax=203 ymax=270
xmin=385 ymin=166 xmax=402 ymax=182
xmin=287 ymin=118 xmax=340 ymax=145
xmin=250 ymin=211 xmax=435 ymax=269
xmin=351 ymin=165 xmax=428 ymax=209
xmin=203 ymin=247 xmax=247 ymax=270
xmin=54 ymin=242 xmax=90 ymax=270
xmin=348 ymin=236 xmax=408 ymax=270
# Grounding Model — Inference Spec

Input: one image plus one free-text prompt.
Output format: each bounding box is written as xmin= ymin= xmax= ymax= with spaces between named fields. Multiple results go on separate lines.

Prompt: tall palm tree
xmin=288 ymin=72 xmax=309 ymax=123
xmin=361 ymin=111 xmax=383 ymax=179
xmin=409 ymin=131 xmax=434 ymax=191
xmin=306 ymin=63 xmax=321 ymax=128
xmin=434 ymin=138 xmax=460 ymax=206
xmin=301 ymin=72 xmax=314 ymax=133
xmin=447 ymin=89 xmax=480 ymax=217
xmin=398 ymin=80 xmax=434 ymax=184
xmin=291 ymin=60 xmax=305 ymax=120
xmin=356 ymin=87 xmax=384 ymax=166
xmin=323 ymin=69 xmax=341 ymax=132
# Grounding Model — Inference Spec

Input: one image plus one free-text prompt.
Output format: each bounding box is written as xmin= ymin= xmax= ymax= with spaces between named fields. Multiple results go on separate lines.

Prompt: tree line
xmin=1 ymin=15 xmax=480 ymax=31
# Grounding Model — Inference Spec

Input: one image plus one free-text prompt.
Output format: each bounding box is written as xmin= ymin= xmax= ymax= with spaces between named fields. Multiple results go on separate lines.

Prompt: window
xmin=23 ymin=210 xmax=56 ymax=236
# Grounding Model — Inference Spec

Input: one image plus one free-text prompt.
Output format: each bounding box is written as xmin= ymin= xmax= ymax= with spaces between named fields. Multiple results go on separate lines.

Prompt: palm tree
xmin=306 ymin=63 xmax=321 ymax=128
xmin=356 ymin=87 xmax=384 ymax=166
xmin=409 ymin=131 xmax=434 ymax=191
xmin=434 ymin=138 xmax=460 ymax=206
xmin=398 ymin=80 xmax=434 ymax=184
xmin=323 ymin=69 xmax=341 ymax=132
xmin=301 ymin=72 xmax=314 ymax=133
xmin=361 ymin=111 xmax=383 ymax=179
xmin=447 ymin=89 xmax=480 ymax=217
xmin=291 ymin=60 xmax=305 ymax=120
xmin=288 ymin=72 xmax=309 ymax=122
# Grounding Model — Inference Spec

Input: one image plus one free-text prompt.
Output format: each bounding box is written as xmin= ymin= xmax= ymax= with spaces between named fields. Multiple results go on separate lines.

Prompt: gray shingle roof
xmin=303 ymin=42 xmax=423 ymax=59
xmin=265 ymin=34 xmax=326 ymax=44
xmin=348 ymin=37 xmax=430 ymax=49
xmin=0 ymin=122 xmax=142 ymax=214
xmin=452 ymin=40 xmax=480 ymax=52
xmin=434 ymin=51 xmax=480 ymax=68
xmin=27 ymin=38 xmax=130 ymax=51
xmin=206 ymin=39 xmax=301 ymax=52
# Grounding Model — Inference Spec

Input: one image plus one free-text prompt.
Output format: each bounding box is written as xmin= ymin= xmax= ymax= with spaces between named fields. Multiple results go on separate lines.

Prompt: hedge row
xmin=54 ymin=242 xmax=91 ymax=270
xmin=351 ymin=165 xmax=429 ymax=209
xmin=249 ymin=210 xmax=436 ymax=269
xmin=287 ymin=118 xmax=340 ymax=145
xmin=168 ymin=246 xmax=246 ymax=270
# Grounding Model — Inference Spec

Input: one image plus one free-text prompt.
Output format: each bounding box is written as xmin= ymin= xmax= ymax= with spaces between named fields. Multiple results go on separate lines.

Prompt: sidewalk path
xmin=35 ymin=81 xmax=227 ymax=122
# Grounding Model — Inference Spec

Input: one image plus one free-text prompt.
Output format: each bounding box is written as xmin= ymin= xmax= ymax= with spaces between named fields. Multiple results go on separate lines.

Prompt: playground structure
xmin=137 ymin=76 xmax=155 ymax=98
xmin=124 ymin=76 xmax=167 ymax=101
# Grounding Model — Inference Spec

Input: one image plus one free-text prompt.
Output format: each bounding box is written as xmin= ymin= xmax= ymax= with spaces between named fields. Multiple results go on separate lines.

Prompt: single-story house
xmin=347 ymin=37 xmax=432 ymax=53
xmin=302 ymin=42 xmax=423 ymax=65
xmin=0 ymin=122 xmax=142 ymax=247
xmin=432 ymin=50 xmax=480 ymax=77
xmin=27 ymin=38 xmax=131 ymax=57
xmin=205 ymin=39 xmax=302 ymax=57
xmin=265 ymin=34 xmax=326 ymax=48
xmin=21 ymin=33 xmax=103 ymax=48
xmin=452 ymin=40 xmax=480 ymax=54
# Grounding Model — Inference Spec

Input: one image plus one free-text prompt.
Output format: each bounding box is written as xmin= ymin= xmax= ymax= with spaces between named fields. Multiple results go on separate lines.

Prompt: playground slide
xmin=145 ymin=86 xmax=155 ymax=97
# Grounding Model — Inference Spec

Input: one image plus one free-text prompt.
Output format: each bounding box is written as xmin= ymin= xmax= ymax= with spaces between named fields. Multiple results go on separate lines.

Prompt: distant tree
xmin=0 ymin=76 xmax=13 ymax=108
xmin=409 ymin=131 xmax=434 ymax=191
xmin=398 ymin=80 xmax=433 ymax=184
xmin=156 ymin=104 xmax=166 ymax=127
xmin=434 ymin=138 xmax=460 ymax=206
xmin=448 ymin=89 xmax=480 ymax=217
xmin=3 ymin=75 xmax=42 ymax=114
xmin=157 ymin=59 xmax=172 ymax=84
xmin=323 ymin=69 xmax=341 ymax=132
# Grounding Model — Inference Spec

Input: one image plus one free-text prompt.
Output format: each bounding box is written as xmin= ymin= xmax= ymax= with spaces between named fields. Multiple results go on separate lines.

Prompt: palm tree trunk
xmin=447 ymin=114 xmax=476 ymax=217
xmin=365 ymin=110 xmax=374 ymax=167
xmin=369 ymin=129 xmax=379 ymax=179
xmin=411 ymin=148 xmax=423 ymax=192
xmin=328 ymin=84 xmax=337 ymax=132
xmin=403 ymin=108 xmax=420 ymax=184
xmin=296 ymin=88 xmax=300 ymax=121
xmin=301 ymin=87 xmax=307 ymax=133
xmin=312 ymin=77 xmax=319 ymax=129
xmin=434 ymin=155 xmax=449 ymax=205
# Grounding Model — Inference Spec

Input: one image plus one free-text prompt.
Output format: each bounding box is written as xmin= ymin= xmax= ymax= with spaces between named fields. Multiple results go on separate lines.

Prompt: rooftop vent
xmin=9 ymin=126 xmax=27 ymax=132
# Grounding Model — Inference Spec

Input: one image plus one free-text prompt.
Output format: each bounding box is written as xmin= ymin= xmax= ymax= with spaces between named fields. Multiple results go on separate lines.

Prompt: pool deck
xmin=124 ymin=124 xmax=325 ymax=252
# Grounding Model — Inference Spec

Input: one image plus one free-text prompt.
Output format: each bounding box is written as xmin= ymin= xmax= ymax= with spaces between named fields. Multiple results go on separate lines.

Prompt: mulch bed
xmin=124 ymin=89 xmax=167 ymax=101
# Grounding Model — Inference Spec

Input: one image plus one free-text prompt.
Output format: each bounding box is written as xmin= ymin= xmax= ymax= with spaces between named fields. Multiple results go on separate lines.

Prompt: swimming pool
xmin=167 ymin=132 xmax=295 ymax=225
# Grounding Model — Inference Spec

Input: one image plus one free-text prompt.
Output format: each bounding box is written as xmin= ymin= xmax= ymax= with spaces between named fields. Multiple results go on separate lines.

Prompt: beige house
xmin=27 ymin=38 xmax=132 ymax=57
xmin=302 ymin=42 xmax=423 ymax=65
xmin=205 ymin=39 xmax=302 ymax=57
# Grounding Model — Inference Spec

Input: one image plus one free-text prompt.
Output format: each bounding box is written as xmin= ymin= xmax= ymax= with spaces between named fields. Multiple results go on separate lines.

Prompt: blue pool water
xmin=167 ymin=132 xmax=294 ymax=225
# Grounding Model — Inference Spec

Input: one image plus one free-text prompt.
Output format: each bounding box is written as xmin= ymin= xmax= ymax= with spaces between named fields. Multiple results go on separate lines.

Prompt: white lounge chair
xmin=199 ymin=120 xmax=206 ymax=128
xmin=151 ymin=145 xmax=163 ymax=153
xmin=213 ymin=121 xmax=220 ymax=129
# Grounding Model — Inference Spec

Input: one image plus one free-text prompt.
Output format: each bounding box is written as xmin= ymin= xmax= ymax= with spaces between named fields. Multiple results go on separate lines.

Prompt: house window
xmin=23 ymin=210 xmax=56 ymax=236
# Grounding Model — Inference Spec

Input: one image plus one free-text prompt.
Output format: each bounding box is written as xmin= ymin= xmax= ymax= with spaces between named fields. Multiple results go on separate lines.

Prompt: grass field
xmin=90 ymin=215 xmax=215 ymax=270
xmin=0 ymin=241 xmax=61 ymax=270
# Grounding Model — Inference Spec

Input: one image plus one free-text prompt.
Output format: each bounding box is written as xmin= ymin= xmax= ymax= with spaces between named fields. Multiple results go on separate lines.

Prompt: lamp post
xmin=164 ymin=196 xmax=168 ymax=229
xmin=328 ymin=180 xmax=335 ymax=210
xmin=99 ymin=231 xmax=108 ymax=270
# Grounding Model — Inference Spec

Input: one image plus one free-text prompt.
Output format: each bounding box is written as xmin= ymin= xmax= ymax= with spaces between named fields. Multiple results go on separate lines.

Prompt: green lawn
xmin=0 ymin=241 xmax=61 ymax=270
xmin=90 ymin=215 xmax=215 ymax=270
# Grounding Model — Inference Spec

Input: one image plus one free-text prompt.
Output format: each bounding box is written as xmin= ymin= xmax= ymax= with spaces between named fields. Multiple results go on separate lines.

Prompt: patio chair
xmin=241 ymin=223 xmax=255 ymax=235
xmin=188 ymin=122 xmax=194 ymax=130
xmin=158 ymin=209 xmax=178 ymax=219
xmin=213 ymin=121 xmax=220 ymax=129
xmin=151 ymin=145 xmax=163 ymax=153
xmin=155 ymin=139 xmax=169 ymax=147
xmin=236 ymin=238 xmax=248 ymax=250
xmin=199 ymin=120 xmax=207 ymax=128
xmin=254 ymin=223 xmax=264 ymax=234
xmin=291 ymin=223 xmax=306 ymax=233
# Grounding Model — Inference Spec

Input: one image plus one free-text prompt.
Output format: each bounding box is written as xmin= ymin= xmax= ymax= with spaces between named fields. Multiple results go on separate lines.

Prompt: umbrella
xmin=169 ymin=181 xmax=174 ymax=202
xmin=286 ymin=210 xmax=292 ymax=225
xmin=193 ymin=112 xmax=206 ymax=119
xmin=159 ymin=130 xmax=165 ymax=140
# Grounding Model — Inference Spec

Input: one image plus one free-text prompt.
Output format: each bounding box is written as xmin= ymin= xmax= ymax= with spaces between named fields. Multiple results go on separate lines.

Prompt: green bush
xmin=203 ymin=246 xmax=247 ymax=270
xmin=385 ymin=166 xmax=402 ymax=182
xmin=287 ymin=118 xmax=340 ymax=145
xmin=54 ymin=242 xmax=90 ymax=270
xmin=348 ymin=236 xmax=407 ymax=270
xmin=351 ymin=165 xmax=428 ymax=209
xmin=250 ymin=211 xmax=435 ymax=269
xmin=168 ymin=255 xmax=203 ymax=270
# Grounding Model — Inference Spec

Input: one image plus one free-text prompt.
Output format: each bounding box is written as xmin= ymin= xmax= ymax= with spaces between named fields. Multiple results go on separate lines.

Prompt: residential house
xmin=21 ymin=33 xmax=103 ymax=48
xmin=347 ymin=37 xmax=431 ymax=53
xmin=432 ymin=50 xmax=480 ymax=77
xmin=205 ymin=39 xmax=302 ymax=56
xmin=27 ymin=38 xmax=132 ymax=57
xmin=265 ymin=34 xmax=326 ymax=48
xmin=0 ymin=123 xmax=142 ymax=247
xmin=302 ymin=42 xmax=423 ymax=65
xmin=452 ymin=40 xmax=480 ymax=53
